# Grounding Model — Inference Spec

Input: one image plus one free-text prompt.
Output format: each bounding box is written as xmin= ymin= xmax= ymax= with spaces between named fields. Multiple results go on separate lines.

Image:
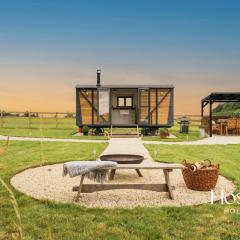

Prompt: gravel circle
xmin=11 ymin=164 xmax=235 ymax=208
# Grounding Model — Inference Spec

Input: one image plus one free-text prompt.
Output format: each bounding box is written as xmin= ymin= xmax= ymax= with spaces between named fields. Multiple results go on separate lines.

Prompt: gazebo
xmin=201 ymin=92 xmax=240 ymax=137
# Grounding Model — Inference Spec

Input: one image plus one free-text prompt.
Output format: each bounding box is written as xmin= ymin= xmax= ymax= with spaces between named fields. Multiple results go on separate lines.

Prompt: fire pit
xmin=100 ymin=154 xmax=144 ymax=180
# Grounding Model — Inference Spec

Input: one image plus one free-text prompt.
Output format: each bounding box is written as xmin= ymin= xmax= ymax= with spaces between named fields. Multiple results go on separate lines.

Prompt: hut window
xmin=117 ymin=97 xmax=133 ymax=107
xmin=98 ymin=89 xmax=110 ymax=123
xmin=126 ymin=97 xmax=133 ymax=107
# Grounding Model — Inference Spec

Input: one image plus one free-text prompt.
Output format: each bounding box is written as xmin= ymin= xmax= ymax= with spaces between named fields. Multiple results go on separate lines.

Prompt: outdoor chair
xmin=201 ymin=117 xmax=220 ymax=135
xmin=212 ymin=121 xmax=220 ymax=135
xmin=201 ymin=117 xmax=210 ymax=134
xmin=226 ymin=118 xmax=237 ymax=135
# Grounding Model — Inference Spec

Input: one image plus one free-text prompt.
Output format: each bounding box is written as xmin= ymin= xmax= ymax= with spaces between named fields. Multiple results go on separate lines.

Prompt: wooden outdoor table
xmin=73 ymin=163 xmax=183 ymax=201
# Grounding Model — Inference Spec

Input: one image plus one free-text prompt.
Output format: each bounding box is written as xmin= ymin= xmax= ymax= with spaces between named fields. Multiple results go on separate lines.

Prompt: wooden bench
xmin=73 ymin=163 xmax=183 ymax=201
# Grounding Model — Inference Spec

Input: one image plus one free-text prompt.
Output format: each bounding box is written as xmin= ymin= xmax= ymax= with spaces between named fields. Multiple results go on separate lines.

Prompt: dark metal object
xmin=201 ymin=92 xmax=240 ymax=137
xmin=96 ymin=69 xmax=101 ymax=87
xmin=100 ymin=154 xmax=144 ymax=164
xmin=178 ymin=116 xmax=190 ymax=133
xmin=100 ymin=154 xmax=144 ymax=180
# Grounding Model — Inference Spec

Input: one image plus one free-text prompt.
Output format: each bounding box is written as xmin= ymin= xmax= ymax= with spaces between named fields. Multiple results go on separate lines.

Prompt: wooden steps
xmin=110 ymin=133 xmax=140 ymax=138
xmin=110 ymin=125 xmax=140 ymax=138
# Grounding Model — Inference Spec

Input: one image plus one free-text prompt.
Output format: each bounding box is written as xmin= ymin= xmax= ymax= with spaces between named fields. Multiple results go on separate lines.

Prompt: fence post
xmin=41 ymin=114 xmax=43 ymax=129
xmin=28 ymin=111 xmax=31 ymax=128
xmin=0 ymin=110 xmax=3 ymax=128
xmin=55 ymin=112 xmax=58 ymax=129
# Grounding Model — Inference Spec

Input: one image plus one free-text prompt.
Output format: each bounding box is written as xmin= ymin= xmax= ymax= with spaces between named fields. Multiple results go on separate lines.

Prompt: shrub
xmin=141 ymin=128 xmax=157 ymax=136
xmin=82 ymin=126 xmax=89 ymax=136
xmin=160 ymin=128 xmax=169 ymax=139
xmin=93 ymin=127 xmax=104 ymax=136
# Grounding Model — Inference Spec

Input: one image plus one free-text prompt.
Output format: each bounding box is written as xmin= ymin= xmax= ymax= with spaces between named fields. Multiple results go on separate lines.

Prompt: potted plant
xmin=82 ymin=125 xmax=89 ymax=136
xmin=160 ymin=128 xmax=169 ymax=139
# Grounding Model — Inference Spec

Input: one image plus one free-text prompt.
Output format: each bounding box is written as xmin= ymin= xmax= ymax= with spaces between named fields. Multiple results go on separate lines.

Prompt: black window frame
xmin=117 ymin=96 xmax=133 ymax=107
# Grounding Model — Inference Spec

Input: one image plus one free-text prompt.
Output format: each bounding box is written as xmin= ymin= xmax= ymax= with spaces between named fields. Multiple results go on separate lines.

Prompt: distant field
xmin=0 ymin=116 xmax=75 ymax=129
xmin=0 ymin=117 xmax=202 ymax=141
xmin=0 ymin=117 xmax=108 ymax=140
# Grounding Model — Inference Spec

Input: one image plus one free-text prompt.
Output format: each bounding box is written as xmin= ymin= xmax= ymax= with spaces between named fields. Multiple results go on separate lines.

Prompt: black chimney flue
xmin=96 ymin=69 xmax=101 ymax=87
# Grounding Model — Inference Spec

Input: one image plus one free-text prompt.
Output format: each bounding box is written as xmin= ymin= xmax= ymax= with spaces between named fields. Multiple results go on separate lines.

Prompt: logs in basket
xmin=182 ymin=159 xmax=220 ymax=191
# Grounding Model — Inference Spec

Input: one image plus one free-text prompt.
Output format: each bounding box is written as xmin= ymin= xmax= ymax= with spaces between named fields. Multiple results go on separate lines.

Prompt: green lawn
xmin=0 ymin=117 xmax=203 ymax=142
xmin=0 ymin=116 xmax=75 ymax=129
xmin=145 ymin=144 xmax=240 ymax=189
xmin=0 ymin=117 xmax=108 ymax=140
xmin=143 ymin=120 xmax=204 ymax=142
xmin=0 ymin=128 xmax=108 ymax=140
xmin=1 ymin=140 xmax=240 ymax=239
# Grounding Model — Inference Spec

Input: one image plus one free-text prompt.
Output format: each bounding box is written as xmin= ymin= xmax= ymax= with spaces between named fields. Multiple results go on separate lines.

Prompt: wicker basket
xmin=182 ymin=160 xmax=220 ymax=191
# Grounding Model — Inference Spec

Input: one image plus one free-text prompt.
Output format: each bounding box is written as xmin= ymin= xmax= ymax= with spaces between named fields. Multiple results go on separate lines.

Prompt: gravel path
xmin=99 ymin=138 xmax=153 ymax=162
xmin=143 ymin=135 xmax=240 ymax=145
xmin=1 ymin=134 xmax=240 ymax=145
xmin=0 ymin=135 xmax=108 ymax=143
xmin=11 ymin=163 xmax=235 ymax=208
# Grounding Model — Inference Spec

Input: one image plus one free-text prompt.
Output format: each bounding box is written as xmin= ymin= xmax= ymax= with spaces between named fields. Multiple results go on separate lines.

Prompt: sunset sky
xmin=0 ymin=1 xmax=240 ymax=114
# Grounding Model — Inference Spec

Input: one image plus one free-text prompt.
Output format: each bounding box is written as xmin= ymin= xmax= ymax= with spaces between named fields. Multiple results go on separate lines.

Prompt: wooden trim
xmin=76 ymin=174 xmax=85 ymax=201
xmin=106 ymin=164 xmax=183 ymax=169
xmin=81 ymin=90 xmax=107 ymax=123
xmin=150 ymin=89 xmax=171 ymax=115
xmin=73 ymin=166 xmax=179 ymax=200
xmin=73 ymin=183 xmax=168 ymax=193
xmin=163 ymin=169 xmax=174 ymax=200
xmin=112 ymin=107 xmax=136 ymax=110
xmin=109 ymin=169 xmax=143 ymax=180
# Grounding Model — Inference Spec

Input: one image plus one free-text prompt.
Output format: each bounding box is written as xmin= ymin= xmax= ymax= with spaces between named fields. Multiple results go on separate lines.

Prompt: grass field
xmin=1 ymin=140 xmax=240 ymax=239
xmin=145 ymin=144 xmax=240 ymax=189
xmin=0 ymin=128 xmax=108 ymax=140
xmin=143 ymin=120 xmax=203 ymax=142
xmin=0 ymin=117 xmax=203 ymax=142
xmin=0 ymin=117 xmax=108 ymax=140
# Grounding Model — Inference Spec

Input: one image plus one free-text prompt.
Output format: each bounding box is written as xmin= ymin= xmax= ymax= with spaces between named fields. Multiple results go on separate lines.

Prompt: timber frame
xmin=201 ymin=92 xmax=240 ymax=137
xmin=73 ymin=163 xmax=183 ymax=201
xmin=76 ymin=84 xmax=174 ymax=129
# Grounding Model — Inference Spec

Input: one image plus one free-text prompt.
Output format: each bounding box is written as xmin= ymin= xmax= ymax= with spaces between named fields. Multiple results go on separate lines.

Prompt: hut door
xmin=97 ymin=88 xmax=110 ymax=125
xmin=138 ymin=88 xmax=150 ymax=125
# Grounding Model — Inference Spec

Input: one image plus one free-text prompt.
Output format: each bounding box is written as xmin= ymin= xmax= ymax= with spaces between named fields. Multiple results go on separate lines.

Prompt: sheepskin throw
xmin=63 ymin=161 xmax=117 ymax=183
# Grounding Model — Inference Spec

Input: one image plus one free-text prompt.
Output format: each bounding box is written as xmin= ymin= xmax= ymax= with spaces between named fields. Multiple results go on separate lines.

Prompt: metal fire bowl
xmin=100 ymin=154 xmax=144 ymax=164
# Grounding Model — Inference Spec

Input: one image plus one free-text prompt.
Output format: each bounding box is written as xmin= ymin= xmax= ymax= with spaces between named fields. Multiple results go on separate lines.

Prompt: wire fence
xmin=0 ymin=111 xmax=76 ymax=129
xmin=0 ymin=110 xmax=202 ymax=129
xmin=174 ymin=115 xmax=201 ymax=121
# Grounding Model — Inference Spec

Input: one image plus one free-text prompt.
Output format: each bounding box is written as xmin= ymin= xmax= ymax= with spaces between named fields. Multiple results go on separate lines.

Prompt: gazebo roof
xmin=201 ymin=92 xmax=240 ymax=103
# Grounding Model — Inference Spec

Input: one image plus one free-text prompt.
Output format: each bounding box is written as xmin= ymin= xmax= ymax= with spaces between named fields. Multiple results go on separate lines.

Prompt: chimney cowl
xmin=96 ymin=69 xmax=101 ymax=87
